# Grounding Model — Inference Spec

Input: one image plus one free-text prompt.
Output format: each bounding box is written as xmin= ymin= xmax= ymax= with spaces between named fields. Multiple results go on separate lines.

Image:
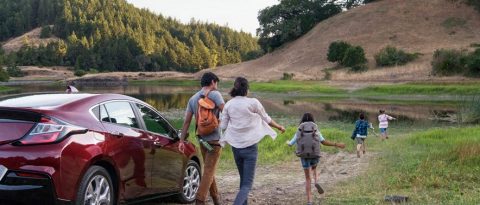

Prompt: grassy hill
xmin=208 ymin=0 xmax=480 ymax=82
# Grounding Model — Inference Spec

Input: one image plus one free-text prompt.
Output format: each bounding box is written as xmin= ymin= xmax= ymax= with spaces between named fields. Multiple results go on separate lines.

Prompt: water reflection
xmin=5 ymin=84 xmax=458 ymax=124
xmin=258 ymin=98 xmax=457 ymax=123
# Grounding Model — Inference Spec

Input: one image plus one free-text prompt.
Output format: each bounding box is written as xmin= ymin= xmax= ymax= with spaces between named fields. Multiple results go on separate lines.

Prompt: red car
xmin=0 ymin=93 xmax=202 ymax=205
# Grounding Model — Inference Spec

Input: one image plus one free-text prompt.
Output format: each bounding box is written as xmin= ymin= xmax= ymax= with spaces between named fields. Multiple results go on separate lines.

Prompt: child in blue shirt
xmin=351 ymin=112 xmax=373 ymax=158
xmin=287 ymin=113 xmax=345 ymax=205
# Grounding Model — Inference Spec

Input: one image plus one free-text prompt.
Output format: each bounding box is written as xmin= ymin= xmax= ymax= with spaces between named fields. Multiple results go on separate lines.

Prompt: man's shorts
xmin=300 ymin=157 xmax=319 ymax=169
xmin=380 ymin=128 xmax=387 ymax=134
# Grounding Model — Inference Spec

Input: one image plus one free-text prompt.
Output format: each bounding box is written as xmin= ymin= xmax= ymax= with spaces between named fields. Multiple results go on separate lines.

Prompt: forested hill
xmin=0 ymin=0 xmax=262 ymax=72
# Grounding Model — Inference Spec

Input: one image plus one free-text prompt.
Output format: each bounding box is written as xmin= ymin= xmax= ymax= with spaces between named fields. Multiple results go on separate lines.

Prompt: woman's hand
xmin=278 ymin=126 xmax=286 ymax=133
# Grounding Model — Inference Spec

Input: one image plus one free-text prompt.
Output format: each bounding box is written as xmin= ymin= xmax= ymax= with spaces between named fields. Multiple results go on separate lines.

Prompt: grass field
xmin=324 ymin=126 xmax=480 ymax=205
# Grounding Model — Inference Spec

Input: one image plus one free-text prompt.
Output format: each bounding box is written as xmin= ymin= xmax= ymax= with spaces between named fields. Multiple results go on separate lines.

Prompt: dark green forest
xmin=0 ymin=0 xmax=262 ymax=72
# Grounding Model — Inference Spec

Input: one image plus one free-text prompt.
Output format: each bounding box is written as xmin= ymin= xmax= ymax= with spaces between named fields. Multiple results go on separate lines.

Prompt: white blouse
xmin=220 ymin=96 xmax=277 ymax=148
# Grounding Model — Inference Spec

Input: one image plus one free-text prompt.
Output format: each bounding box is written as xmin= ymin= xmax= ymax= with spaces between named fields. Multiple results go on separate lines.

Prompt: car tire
xmin=75 ymin=165 xmax=115 ymax=205
xmin=177 ymin=160 xmax=201 ymax=203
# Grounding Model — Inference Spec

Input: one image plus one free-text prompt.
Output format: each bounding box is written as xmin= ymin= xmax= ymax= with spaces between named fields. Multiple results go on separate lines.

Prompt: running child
xmin=287 ymin=113 xmax=345 ymax=205
xmin=378 ymin=109 xmax=396 ymax=141
xmin=351 ymin=112 xmax=372 ymax=158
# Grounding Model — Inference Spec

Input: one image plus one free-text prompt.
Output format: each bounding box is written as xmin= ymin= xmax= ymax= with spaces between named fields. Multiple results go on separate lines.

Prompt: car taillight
xmin=14 ymin=117 xmax=87 ymax=145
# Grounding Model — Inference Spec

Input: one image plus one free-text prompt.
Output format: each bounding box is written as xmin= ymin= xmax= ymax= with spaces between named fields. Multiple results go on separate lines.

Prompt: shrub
xmin=327 ymin=41 xmax=352 ymax=62
xmin=0 ymin=68 xmax=9 ymax=82
xmin=74 ymin=69 xmax=87 ymax=77
xmin=281 ymin=72 xmax=295 ymax=80
xmin=6 ymin=65 xmax=24 ymax=77
xmin=342 ymin=46 xmax=367 ymax=67
xmin=431 ymin=49 xmax=468 ymax=76
xmin=467 ymin=0 xmax=480 ymax=12
xmin=375 ymin=46 xmax=419 ymax=67
xmin=470 ymin=43 xmax=480 ymax=48
xmin=466 ymin=49 xmax=480 ymax=77
xmin=88 ymin=68 xmax=99 ymax=74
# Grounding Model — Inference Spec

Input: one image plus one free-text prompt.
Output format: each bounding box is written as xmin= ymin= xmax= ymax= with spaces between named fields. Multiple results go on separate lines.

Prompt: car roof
xmin=0 ymin=93 xmax=140 ymax=109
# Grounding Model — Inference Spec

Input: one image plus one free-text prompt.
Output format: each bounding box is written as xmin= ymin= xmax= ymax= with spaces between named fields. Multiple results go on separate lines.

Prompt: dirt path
xmin=216 ymin=152 xmax=372 ymax=205
xmin=154 ymin=152 xmax=372 ymax=205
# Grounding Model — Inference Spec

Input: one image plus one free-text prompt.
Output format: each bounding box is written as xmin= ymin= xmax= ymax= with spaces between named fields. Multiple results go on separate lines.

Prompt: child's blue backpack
xmin=295 ymin=122 xmax=321 ymax=158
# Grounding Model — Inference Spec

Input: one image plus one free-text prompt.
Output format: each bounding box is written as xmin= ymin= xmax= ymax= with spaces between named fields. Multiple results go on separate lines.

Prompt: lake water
xmin=2 ymin=83 xmax=459 ymax=127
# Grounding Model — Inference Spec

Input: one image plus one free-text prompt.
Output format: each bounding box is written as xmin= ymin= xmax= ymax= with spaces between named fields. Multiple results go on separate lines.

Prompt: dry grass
xmin=204 ymin=0 xmax=480 ymax=82
xmin=1 ymin=26 xmax=61 ymax=53
xmin=454 ymin=143 xmax=480 ymax=162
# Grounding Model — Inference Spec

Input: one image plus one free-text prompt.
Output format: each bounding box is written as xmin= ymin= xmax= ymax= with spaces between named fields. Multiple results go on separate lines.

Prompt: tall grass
xmin=457 ymin=96 xmax=480 ymax=124
xmin=324 ymin=126 xmax=480 ymax=204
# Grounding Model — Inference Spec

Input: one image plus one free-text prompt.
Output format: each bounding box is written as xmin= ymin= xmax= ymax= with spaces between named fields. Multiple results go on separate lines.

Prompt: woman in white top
xmin=378 ymin=109 xmax=396 ymax=141
xmin=220 ymin=77 xmax=285 ymax=205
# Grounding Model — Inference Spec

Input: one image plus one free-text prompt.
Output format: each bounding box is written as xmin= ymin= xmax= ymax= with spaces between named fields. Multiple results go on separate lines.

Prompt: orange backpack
xmin=196 ymin=90 xmax=219 ymax=136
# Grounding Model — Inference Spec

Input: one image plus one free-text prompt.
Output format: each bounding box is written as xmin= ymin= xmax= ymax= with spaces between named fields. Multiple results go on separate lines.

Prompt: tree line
xmin=0 ymin=0 xmax=262 ymax=73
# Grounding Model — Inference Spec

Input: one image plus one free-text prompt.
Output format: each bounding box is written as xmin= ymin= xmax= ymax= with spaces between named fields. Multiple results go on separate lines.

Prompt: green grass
xmin=0 ymin=85 xmax=14 ymax=94
xmin=250 ymin=81 xmax=343 ymax=94
xmin=325 ymin=126 xmax=480 ymax=205
xmin=355 ymin=83 xmax=480 ymax=96
xmin=218 ymin=126 xmax=352 ymax=169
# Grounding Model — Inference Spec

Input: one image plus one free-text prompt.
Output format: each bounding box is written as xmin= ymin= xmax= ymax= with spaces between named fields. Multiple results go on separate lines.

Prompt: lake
xmin=1 ymin=82 xmax=459 ymax=128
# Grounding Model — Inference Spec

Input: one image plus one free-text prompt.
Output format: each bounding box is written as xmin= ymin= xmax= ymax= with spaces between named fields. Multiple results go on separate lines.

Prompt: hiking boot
xmin=212 ymin=196 xmax=221 ymax=205
xmin=315 ymin=183 xmax=324 ymax=194
xmin=307 ymin=202 xmax=313 ymax=205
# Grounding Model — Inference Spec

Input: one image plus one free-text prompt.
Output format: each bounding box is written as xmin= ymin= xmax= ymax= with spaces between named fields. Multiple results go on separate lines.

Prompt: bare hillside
xmin=204 ymin=0 xmax=480 ymax=81
xmin=1 ymin=26 xmax=61 ymax=53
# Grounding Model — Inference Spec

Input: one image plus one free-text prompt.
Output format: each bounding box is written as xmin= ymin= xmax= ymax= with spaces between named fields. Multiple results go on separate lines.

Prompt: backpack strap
xmin=203 ymin=89 xmax=211 ymax=100
xmin=298 ymin=124 xmax=305 ymax=138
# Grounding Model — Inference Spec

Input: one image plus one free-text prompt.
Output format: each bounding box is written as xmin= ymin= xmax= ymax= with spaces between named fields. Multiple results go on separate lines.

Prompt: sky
xmin=125 ymin=0 xmax=279 ymax=36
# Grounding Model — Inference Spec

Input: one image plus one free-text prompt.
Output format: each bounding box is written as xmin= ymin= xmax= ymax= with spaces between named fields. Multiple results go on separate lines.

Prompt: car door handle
xmin=153 ymin=141 xmax=163 ymax=147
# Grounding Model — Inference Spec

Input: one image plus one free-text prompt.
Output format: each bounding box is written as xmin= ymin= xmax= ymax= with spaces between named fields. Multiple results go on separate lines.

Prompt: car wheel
xmin=76 ymin=165 xmax=114 ymax=205
xmin=177 ymin=160 xmax=201 ymax=203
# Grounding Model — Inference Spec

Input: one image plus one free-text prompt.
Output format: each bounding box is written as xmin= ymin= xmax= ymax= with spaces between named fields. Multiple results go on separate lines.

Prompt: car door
xmin=134 ymin=103 xmax=184 ymax=193
xmin=100 ymin=101 xmax=154 ymax=200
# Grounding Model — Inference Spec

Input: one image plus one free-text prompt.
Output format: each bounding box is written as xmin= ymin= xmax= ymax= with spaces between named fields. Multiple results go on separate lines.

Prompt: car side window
xmin=136 ymin=103 xmax=171 ymax=136
xmin=100 ymin=105 xmax=110 ymax=123
xmin=104 ymin=102 xmax=139 ymax=128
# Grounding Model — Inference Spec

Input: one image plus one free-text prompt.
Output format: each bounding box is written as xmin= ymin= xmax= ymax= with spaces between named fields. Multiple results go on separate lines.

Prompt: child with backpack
xmin=287 ymin=113 xmax=345 ymax=205
xmin=351 ymin=113 xmax=372 ymax=158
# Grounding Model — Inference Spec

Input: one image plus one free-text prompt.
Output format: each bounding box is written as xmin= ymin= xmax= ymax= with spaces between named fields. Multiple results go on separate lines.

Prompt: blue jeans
xmin=232 ymin=144 xmax=258 ymax=205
